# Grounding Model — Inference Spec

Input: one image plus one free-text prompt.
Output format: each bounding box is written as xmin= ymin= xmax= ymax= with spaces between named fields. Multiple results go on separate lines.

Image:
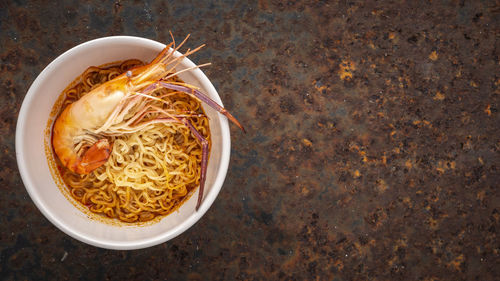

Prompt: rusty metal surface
xmin=1 ymin=0 xmax=499 ymax=280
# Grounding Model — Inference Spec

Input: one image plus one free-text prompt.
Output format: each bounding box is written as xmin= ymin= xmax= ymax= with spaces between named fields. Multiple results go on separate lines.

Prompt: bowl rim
xmin=15 ymin=36 xmax=231 ymax=250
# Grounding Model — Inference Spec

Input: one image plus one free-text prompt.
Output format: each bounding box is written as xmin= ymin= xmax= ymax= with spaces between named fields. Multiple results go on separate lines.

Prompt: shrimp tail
xmin=77 ymin=139 xmax=112 ymax=174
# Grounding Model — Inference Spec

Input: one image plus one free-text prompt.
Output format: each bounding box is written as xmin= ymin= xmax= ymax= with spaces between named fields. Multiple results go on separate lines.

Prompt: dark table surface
xmin=1 ymin=0 xmax=499 ymax=280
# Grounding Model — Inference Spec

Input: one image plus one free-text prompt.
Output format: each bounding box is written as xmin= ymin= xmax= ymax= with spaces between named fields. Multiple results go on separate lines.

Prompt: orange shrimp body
xmin=52 ymin=79 xmax=128 ymax=174
xmin=52 ymin=40 xmax=177 ymax=175
xmin=52 ymin=36 xmax=244 ymax=181
xmin=52 ymin=49 xmax=173 ymax=175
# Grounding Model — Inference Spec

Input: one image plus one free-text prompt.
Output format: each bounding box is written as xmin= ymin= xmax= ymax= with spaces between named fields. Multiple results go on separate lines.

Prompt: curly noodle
xmin=58 ymin=60 xmax=210 ymax=223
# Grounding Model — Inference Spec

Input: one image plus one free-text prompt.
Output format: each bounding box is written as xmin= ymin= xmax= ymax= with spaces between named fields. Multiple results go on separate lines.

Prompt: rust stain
xmin=387 ymin=255 xmax=398 ymax=267
xmin=301 ymin=186 xmax=310 ymax=195
xmin=338 ymin=59 xmax=356 ymax=80
xmin=476 ymin=190 xmax=486 ymax=201
xmin=402 ymin=197 xmax=413 ymax=208
xmin=413 ymin=119 xmax=433 ymax=128
xmin=484 ymin=104 xmax=491 ymax=116
xmin=312 ymin=80 xmax=328 ymax=93
xmin=353 ymin=169 xmax=361 ymax=178
xmin=433 ymin=91 xmax=445 ymax=101
xmin=376 ymin=179 xmax=388 ymax=193
xmin=427 ymin=217 xmax=439 ymax=230
xmin=428 ymin=51 xmax=438 ymax=61
xmin=436 ymin=160 xmax=456 ymax=173
xmin=258 ymin=0 xmax=268 ymax=10
xmin=447 ymin=254 xmax=465 ymax=271
xmin=302 ymin=138 xmax=312 ymax=147
xmin=333 ymin=259 xmax=344 ymax=271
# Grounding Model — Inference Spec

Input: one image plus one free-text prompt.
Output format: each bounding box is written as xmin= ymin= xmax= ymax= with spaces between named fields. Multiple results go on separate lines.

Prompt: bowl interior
xmin=16 ymin=36 xmax=230 ymax=250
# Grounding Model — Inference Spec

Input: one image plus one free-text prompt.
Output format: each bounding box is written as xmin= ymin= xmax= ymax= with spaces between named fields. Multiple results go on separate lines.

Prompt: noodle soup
xmin=50 ymin=60 xmax=210 ymax=223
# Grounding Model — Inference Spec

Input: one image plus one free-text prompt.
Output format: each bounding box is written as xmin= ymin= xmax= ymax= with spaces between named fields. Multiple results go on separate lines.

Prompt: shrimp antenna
xmin=169 ymin=31 xmax=176 ymax=48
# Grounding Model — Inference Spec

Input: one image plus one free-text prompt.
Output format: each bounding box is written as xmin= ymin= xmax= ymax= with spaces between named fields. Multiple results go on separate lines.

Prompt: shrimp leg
xmin=181 ymin=118 xmax=209 ymax=211
xmin=80 ymin=139 xmax=112 ymax=173
xmin=141 ymin=82 xmax=246 ymax=133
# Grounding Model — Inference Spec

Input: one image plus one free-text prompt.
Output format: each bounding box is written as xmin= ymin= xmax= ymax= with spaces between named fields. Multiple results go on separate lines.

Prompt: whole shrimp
xmin=52 ymin=35 xmax=244 ymax=210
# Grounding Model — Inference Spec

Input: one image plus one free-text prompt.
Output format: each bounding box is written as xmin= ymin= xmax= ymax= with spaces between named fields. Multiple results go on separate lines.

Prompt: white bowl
xmin=15 ymin=36 xmax=230 ymax=250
